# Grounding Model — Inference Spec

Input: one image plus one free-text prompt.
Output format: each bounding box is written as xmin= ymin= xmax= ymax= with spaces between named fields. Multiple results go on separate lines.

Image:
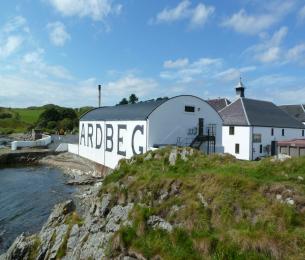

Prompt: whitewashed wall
xmin=223 ymin=125 xmax=305 ymax=160
xmin=148 ymin=96 xmax=224 ymax=153
xmin=68 ymin=143 xmax=79 ymax=155
xmin=11 ymin=135 xmax=52 ymax=151
xmin=222 ymin=126 xmax=251 ymax=160
xmin=252 ymin=127 xmax=305 ymax=159
xmin=79 ymin=121 xmax=147 ymax=169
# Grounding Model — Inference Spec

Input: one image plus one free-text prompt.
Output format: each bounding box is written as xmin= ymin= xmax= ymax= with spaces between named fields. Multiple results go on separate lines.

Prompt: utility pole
xmin=98 ymin=84 xmax=101 ymax=108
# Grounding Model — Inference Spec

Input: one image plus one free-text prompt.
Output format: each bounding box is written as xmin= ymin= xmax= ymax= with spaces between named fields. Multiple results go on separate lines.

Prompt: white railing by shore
xmin=11 ymin=135 xmax=52 ymax=151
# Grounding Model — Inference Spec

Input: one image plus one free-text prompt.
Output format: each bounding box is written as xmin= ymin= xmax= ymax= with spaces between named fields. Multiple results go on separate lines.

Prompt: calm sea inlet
xmin=0 ymin=166 xmax=75 ymax=253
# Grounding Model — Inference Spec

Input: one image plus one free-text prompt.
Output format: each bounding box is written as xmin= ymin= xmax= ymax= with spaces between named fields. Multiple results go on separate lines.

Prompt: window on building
xmin=229 ymin=126 xmax=235 ymax=135
xmin=302 ymin=130 xmax=304 ymax=137
xmin=235 ymin=143 xmax=240 ymax=154
xmin=271 ymin=128 xmax=274 ymax=136
xmin=253 ymin=134 xmax=262 ymax=143
xmin=282 ymin=129 xmax=285 ymax=136
xmin=185 ymin=106 xmax=195 ymax=112
xmin=260 ymin=144 xmax=263 ymax=153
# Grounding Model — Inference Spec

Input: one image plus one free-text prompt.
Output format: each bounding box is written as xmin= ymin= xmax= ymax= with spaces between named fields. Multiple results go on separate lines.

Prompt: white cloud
xmin=0 ymin=35 xmax=23 ymax=59
xmin=48 ymin=0 xmax=122 ymax=21
xmin=21 ymin=49 xmax=73 ymax=80
xmin=215 ymin=66 xmax=256 ymax=82
xmin=153 ymin=0 xmax=214 ymax=27
xmin=47 ymin=22 xmax=71 ymax=47
xmin=222 ymin=9 xmax=276 ymax=35
xmin=0 ymin=72 xmax=159 ymax=107
xmin=273 ymin=87 xmax=305 ymax=104
xmin=104 ymin=74 xmax=158 ymax=99
xmin=163 ymin=58 xmax=189 ymax=69
xmin=249 ymin=74 xmax=296 ymax=87
xmin=190 ymin=3 xmax=215 ymax=27
xmin=161 ymin=57 xmax=222 ymax=83
xmin=245 ymin=74 xmax=305 ymax=103
xmin=286 ymin=44 xmax=305 ymax=64
xmin=0 ymin=74 xmax=97 ymax=107
xmin=2 ymin=16 xmax=29 ymax=33
xmin=222 ymin=1 xmax=296 ymax=35
xmin=246 ymin=26 xmax=305 ymax=66
xmin=246 ymin=27 xmax=288 ymax=63
xmin=156 ymin=0 xmax=190 ymax=23
xmin=257 ymin=47 xmax=281 ymax=63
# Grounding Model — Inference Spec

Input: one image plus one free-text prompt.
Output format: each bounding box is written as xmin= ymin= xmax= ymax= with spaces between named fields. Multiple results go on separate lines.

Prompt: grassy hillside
xmin=0 ymin=105 xmax=93 ymax=134
xmin=11 ymin=108 xmax=44 ymax=124
xmin=0 ymin=107 xmax=43 ymax=134
xmin=102 ymin=147 xmax=305 ymax=259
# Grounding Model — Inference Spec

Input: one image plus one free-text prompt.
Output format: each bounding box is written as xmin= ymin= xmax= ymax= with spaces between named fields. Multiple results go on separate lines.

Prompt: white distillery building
xmin=78 ymin=95 xmax=224 ymax=169
xmin=220 ymin=82 xmax=305 ymax=160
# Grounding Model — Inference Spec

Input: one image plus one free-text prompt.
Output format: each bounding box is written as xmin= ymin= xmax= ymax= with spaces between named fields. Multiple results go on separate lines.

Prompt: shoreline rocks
xmin=0 ymin=152 xmax=131 ymax=260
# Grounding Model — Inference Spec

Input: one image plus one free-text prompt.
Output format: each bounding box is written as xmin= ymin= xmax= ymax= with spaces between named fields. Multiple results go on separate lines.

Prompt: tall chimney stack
xmin=236 ymin=77 xmax=245 ymax=98
xmin=98 ymin=85 xmax=101 ymax=107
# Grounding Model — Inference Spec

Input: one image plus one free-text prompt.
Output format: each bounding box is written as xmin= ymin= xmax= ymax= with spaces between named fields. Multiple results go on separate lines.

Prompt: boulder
xmin=147 ymin=216 xmax=173 ymax=232
xmin=197 ymin=193 xmax=208 ymax=207
xmin=106 ymin=204 xmax=134 ymax=233
xmin=168 ymin=149 xmax=177 ymax=166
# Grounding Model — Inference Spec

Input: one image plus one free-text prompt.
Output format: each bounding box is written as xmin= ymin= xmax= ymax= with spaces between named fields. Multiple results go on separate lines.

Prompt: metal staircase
xmin=190 ymin=135 xmax=205 ymax=149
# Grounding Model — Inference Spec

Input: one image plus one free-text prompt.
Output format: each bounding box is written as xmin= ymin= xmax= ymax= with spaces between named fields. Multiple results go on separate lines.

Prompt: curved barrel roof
xmin=80 ymin=98 xmax=168 ymax=121
xmin=80 ymin=95 xmax=221 ymax=121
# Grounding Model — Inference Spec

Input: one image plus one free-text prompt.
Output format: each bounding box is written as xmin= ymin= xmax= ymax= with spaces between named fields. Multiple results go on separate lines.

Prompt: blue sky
xmin=1 ymin=0 xmax=305 ymax=108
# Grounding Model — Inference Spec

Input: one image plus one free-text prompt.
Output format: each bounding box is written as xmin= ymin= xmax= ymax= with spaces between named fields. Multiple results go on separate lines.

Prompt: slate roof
xmin=80 ymin=98 xmax=169 ymax=121
xmin=279 ymin=104 xmax=305 ymax=123
xmin=207 ymin=98 xmax=231 ymax=112
xmin=220 ymin=98 xmax=305 ymax=128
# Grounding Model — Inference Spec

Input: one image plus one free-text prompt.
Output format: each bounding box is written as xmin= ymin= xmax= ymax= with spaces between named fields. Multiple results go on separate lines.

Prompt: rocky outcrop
xmin=147 ymin=216 xmax=173 ymax=232
xmin=1 ymin=180 xmax=134 ymax=260
xmin=0 ymin=150 xmax=56 ymax=166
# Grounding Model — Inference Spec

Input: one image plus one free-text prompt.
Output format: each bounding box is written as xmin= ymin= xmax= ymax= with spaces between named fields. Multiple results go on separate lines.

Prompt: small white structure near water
xmin=77 ymin=95 xmax=224 ymax=169
xmin=11 ymin=135 xmax=52 ymax=151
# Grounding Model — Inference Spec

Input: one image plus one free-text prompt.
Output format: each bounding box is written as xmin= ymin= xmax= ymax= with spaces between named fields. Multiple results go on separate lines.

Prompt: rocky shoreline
xmin=0 ymin=152 xmax=136 ymax=260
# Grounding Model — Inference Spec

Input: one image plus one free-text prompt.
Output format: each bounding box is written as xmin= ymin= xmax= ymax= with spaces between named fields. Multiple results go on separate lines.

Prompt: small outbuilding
xmin=78 ymin=95 xmax=224 ymax=169
xmin=277 ymin=139 xmax=305 ymax=157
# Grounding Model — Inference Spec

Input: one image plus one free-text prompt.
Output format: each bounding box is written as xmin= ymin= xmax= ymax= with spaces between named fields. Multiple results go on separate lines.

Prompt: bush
xmin=36 ymin=107 xmax=78 ymax=129
xmin=0 ymin=112 xmax=13 ymax=119
xmin=37 ymin=108 xmax=61 ymax=128
xmin=47 ymin=121 xmax=58 ymax=130
xmin=0 ymin=128 xmax=14 ymax=134
xmin=59 ymin=118 xmax=74 ymax=131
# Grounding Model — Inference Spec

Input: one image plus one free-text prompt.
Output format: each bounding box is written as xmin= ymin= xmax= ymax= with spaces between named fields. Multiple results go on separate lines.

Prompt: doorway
xmin=198 ymin=118 xmax=204 ymax=136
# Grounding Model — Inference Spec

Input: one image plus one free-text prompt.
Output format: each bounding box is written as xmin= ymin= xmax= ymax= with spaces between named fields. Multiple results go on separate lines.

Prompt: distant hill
xmin=0 ymin=105 xmax=94 ymax=134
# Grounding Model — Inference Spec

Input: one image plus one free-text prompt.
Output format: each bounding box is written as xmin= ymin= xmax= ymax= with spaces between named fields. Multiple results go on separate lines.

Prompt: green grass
xmin=0 ymin=107 xmax=45 ymax=134
xmin=11 ymin=108 xmax=44 ymax=124
xmin=102 ymin=147 xmax=305 ymax=260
